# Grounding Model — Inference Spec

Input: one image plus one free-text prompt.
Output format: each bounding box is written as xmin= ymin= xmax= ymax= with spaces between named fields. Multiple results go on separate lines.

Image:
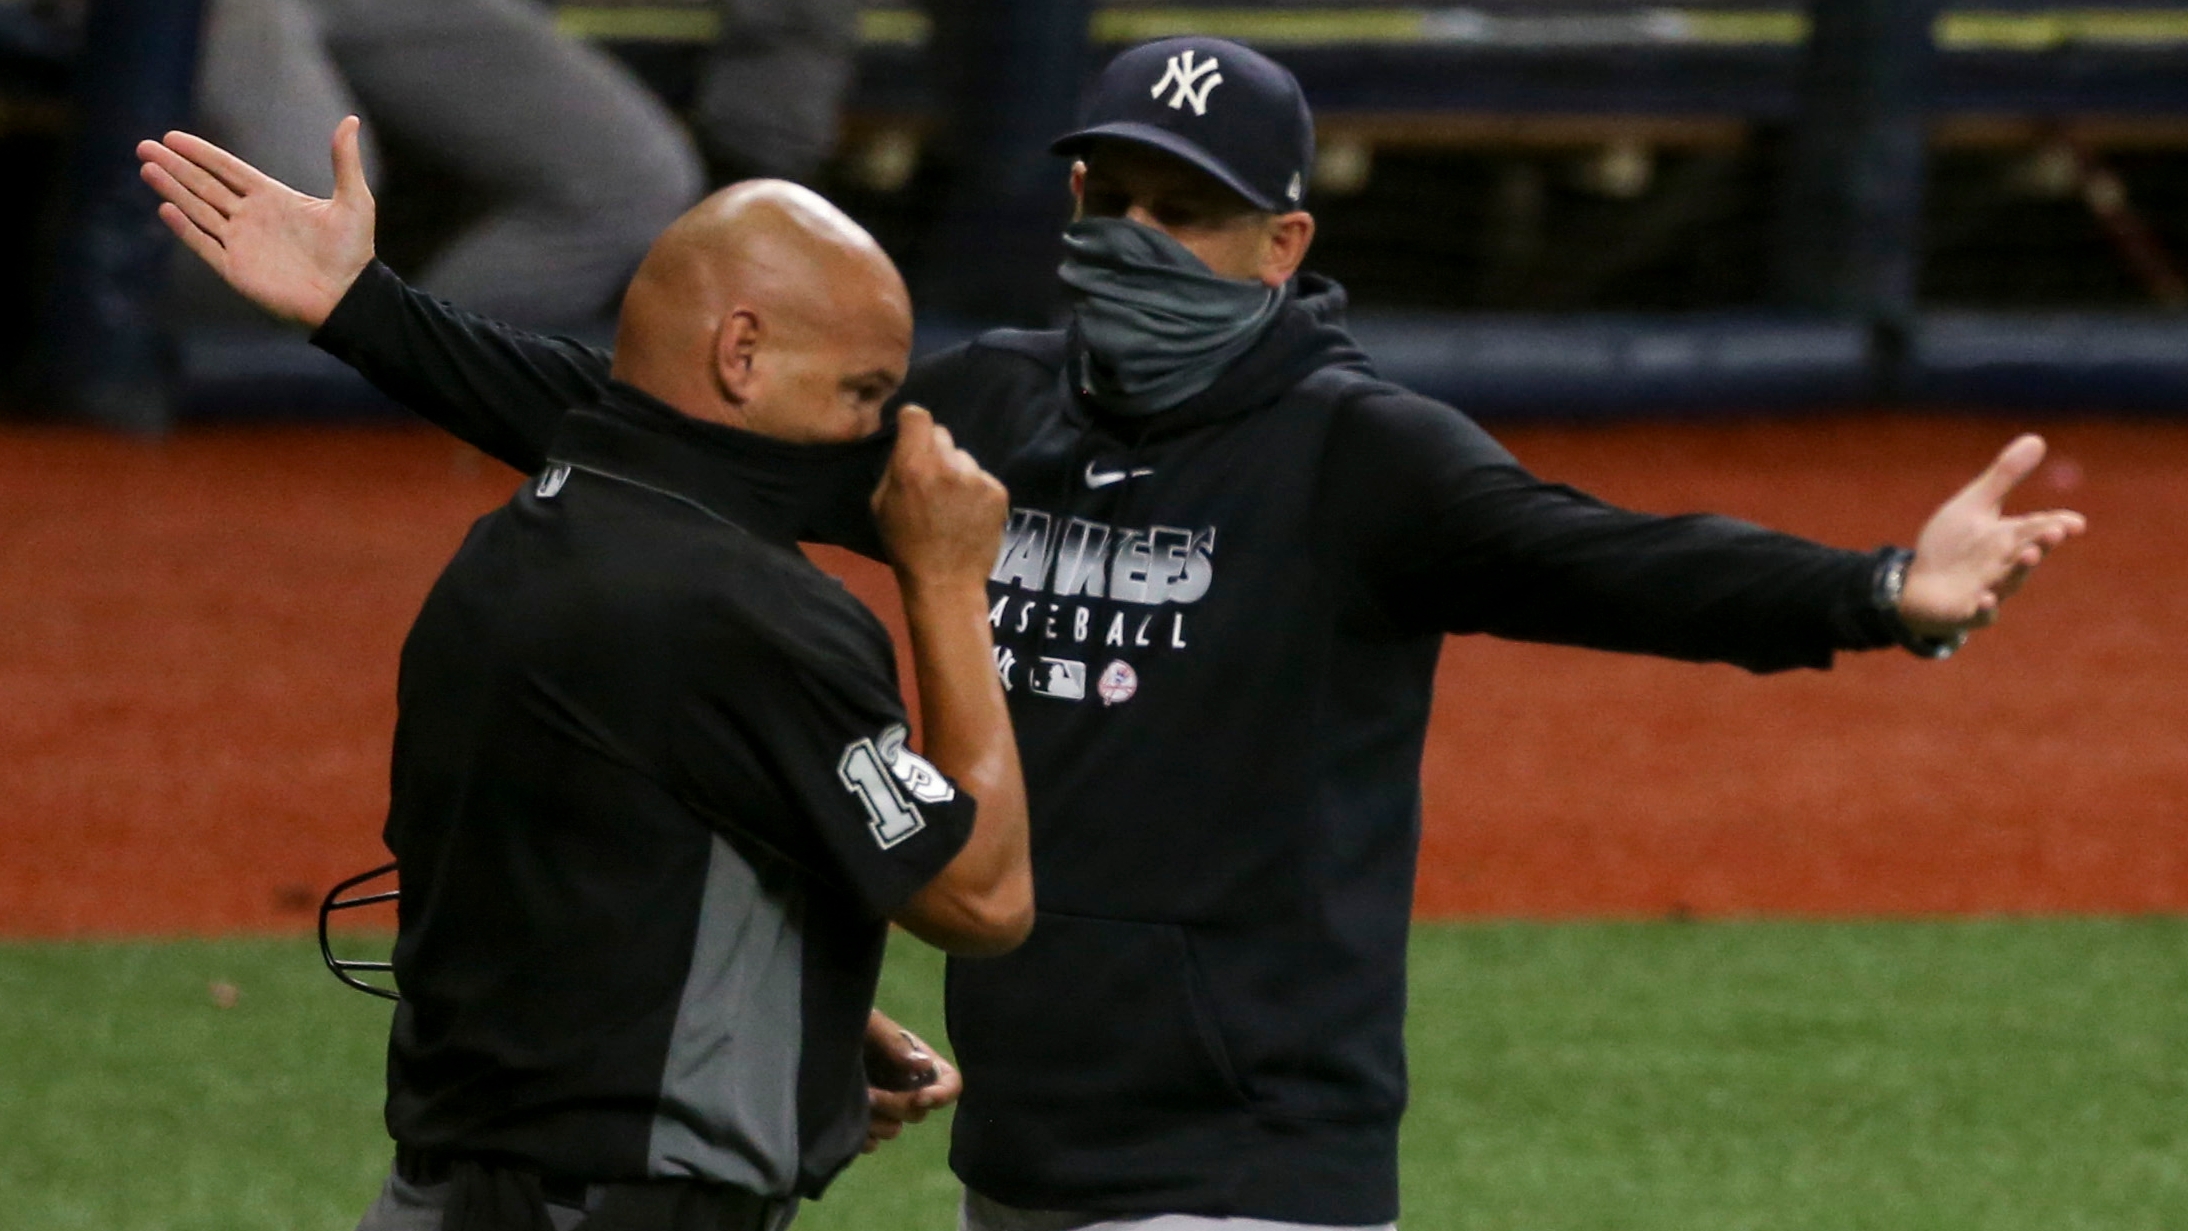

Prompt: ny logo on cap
xmin=1152 ymin=50 xmax=1223 ymax=116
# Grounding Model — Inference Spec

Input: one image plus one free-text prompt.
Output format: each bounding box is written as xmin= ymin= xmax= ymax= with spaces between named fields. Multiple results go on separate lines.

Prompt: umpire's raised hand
xmin=1899 ymin=434 xmax=2088 ymax=643
xmin=137 ymin=117 xmax=376 ymax=329
xmin=871 ymin=405 xmax=1031 ymax=957
xmin=872 ymin=405 xmax=1009 ymax=591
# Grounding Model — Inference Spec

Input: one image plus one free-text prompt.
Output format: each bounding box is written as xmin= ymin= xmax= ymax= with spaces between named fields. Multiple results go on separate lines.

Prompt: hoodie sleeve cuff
xmin=308 ymin=259 xmax=406 ymax=360
xmin=1833 ymin=545 xmax=1962 ymax=655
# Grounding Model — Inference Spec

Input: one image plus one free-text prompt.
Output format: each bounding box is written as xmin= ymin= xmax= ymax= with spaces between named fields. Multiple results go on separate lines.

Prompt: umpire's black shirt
xmin=318 ymin=260 xmax=1902 ymax=1225
xmin=379 ymin=376 xmax=974 ymax=1199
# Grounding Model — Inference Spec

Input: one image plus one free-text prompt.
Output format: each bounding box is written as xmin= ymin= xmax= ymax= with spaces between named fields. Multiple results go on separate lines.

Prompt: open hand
xmin=1899 ymin=434 xmax=2087 ymax=640
xmin=137 ymin=117 xmax=376 ymax=329
xmin=862 ymin=1008 xmax=960 ymax=1154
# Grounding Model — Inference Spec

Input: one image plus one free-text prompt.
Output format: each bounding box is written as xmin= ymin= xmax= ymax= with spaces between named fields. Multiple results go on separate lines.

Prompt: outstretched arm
xmin=138 ymin=119 xmax=611 ymax=472
xmin=1333 ymin=393 xmax=2084 ymax=669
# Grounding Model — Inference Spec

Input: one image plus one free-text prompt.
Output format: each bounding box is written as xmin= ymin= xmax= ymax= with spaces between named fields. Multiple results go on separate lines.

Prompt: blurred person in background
xmin=0 ymin=0 xmax=70 ymax=58
xmin=185 ymin=0 xmax=702 ymax=327
xmin=692 ymin=0 xmax=859 ymax=183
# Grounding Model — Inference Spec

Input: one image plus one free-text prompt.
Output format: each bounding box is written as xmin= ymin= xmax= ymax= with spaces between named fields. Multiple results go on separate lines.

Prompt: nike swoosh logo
xmin=1085 ymin=461 xmax=1156 ymax=489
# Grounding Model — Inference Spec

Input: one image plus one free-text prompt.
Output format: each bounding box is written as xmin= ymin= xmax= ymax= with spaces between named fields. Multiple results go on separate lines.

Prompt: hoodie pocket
xmin=947 ymin=910 xmax=1250 ymax=1117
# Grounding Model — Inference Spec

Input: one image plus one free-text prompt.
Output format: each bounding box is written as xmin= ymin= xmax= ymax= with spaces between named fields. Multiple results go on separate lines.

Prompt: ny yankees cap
xmin=1051 ymin=37 xmax=1316 ymax=213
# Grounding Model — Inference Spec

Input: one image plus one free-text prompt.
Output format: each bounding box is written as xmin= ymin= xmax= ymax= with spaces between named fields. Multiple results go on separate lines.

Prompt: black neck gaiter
xmin=1058 ymin=217 xmax=1289 ymax=418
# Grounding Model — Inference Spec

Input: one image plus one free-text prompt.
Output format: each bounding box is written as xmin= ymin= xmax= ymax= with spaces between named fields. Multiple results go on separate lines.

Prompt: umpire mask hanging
xmin=1059 ymin=216 xmax=1288 ymax=417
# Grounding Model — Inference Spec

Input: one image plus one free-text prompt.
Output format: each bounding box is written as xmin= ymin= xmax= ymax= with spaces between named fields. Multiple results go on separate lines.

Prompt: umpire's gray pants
xmin=961 ymin=1189 xmax=1396 ymax=1231
xmin=190 ymin=0 xmax=702 ymax=325
xmin=354 ymin=1167 xmax=800 ymax=1231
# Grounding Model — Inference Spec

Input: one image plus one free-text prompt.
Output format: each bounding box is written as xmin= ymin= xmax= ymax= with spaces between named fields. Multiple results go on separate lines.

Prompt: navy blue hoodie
xmin=313 ymin=262 xmax=1900 ymax=1225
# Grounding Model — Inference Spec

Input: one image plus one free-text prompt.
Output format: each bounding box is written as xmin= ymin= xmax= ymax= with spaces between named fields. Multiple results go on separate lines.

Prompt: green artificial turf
xmin=1398 ymin=919 xmax=2188 ymax=1230
xmin=2 ymin=920 xmax=2183 ymax=1230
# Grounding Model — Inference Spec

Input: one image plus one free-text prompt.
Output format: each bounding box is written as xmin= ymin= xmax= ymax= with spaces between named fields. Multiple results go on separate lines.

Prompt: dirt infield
xmin=2 ymin=415 xmax=2179 ymax=935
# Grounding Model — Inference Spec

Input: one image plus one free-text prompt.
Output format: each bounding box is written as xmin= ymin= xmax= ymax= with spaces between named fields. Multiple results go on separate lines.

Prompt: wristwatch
xmin=1873 ymin=547 xmax=1968 ymax=660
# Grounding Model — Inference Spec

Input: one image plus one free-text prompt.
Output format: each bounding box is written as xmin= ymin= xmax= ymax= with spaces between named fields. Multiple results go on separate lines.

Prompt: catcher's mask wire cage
xmin=319 ymin=861 xmax=400 ymax=1001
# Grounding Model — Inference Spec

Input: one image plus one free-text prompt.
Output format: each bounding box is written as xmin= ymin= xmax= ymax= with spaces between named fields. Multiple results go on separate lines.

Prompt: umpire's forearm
xmin=891 ymin=580 xmax=1033 ymax=955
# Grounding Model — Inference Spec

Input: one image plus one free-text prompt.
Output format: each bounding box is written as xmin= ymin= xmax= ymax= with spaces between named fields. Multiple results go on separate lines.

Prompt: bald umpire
xmin=140 ymin=123 xmax=1031 ymax=1231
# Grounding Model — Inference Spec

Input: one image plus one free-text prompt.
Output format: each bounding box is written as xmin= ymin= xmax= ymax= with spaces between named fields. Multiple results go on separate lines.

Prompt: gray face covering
xmin=1059 ymin=216 xmax=1288 ymax=417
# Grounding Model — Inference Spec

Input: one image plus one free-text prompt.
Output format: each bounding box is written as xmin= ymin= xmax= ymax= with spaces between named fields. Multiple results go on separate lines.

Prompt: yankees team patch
xmin=1096 ymin=660 xmax=1139 ymax=706
xmin=1152 ymin=49 xmax=1223 ymax=115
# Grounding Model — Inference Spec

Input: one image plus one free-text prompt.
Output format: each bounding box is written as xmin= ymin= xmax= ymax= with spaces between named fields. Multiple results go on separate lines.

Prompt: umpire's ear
xmin=714 ymin=307 xmax=764 ymax=406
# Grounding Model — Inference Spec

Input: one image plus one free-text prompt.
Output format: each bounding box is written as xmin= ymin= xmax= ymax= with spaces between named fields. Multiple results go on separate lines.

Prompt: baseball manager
xmin=143 ymin=37 xmax=2083 ymax=1231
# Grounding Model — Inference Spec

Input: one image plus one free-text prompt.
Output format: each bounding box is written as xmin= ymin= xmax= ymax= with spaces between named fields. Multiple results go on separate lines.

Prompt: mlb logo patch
xmin=1029 ymin=657 xmax=1088 ymax=701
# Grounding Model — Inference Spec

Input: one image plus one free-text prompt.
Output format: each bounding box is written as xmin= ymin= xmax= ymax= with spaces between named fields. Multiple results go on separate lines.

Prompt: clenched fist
xmin=872 ymin=406 xmax=1008 ymax=593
